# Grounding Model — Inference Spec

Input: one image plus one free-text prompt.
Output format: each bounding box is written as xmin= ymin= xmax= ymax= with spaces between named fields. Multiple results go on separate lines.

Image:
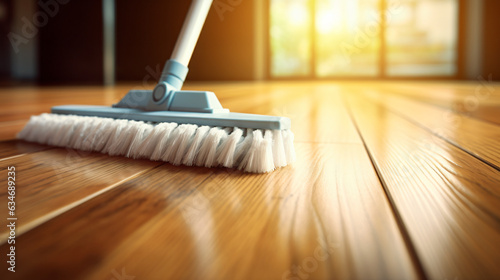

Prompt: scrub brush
xmin=17 ymin=0 xmax=295 ymax=173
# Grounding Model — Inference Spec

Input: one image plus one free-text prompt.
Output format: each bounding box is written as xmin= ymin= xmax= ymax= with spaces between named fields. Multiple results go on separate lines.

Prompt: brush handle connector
xmin=114 ymin=0 xmax=231 ymax=115
xmin=113 ymin=89 xmax=229 ymax=114
xmin=156 ymin=0 xmax=212 ymax=91
xmin=158 ymin=60 xmax=189 ymax=90
xmin=152 ymin=59 xmax=189 ymax=109
xmin=145 ymin=0 xmax=214 ymax=113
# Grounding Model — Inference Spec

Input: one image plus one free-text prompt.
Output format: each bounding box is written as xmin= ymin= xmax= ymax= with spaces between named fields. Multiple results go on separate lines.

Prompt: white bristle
xmin=216 ymin=127 xmax=243 ymax=167
xmin=172 ymin=124 xmax=198 ymax=165
xmin=60 ymin=116 xmax=81 ymax=147
xmin=161 ymin=124 xmax=196 ymax=163
xmin=108 ymin=121 xmax=143 ymax=156
xmin=90 ymin=118 xmax=115 ymax=151
xmin=127 ymin=124 xmax=153 ymax=158
xmin=48 ymin=115 xmax=73 ymax=147
xmin=272 ymin=130 xmax=287 ymax=168
xmin=17 ymin=114 xmax=296 ymax=173
xmin=150 ymin=123 xmax=178 ymax=161
xmin=39 ymin=115 xmax=60 ymax=144
xmin=182 ymin=126 xmax=210 ymax=166
xmin=74 ymin=117 xmax=99 ymax=150
xmin=101 ymin=119 xmax=128 ymax=155
xmin=204 ymin=128 xmax=229 ymax=168
xmin=195 ymin=127 xmax=222 ymax=167
xmin=233 ymin=129 xmax=254 ymax=164
xmin=238 ymin=130 xmax=263 ymax=172
xmin=67 ymin=119 xmax=89 ymax=149
xmin=136 ymin=123 xmax=174 ymax=159
xmin=261 ymin=130 xmax=275 ymax=172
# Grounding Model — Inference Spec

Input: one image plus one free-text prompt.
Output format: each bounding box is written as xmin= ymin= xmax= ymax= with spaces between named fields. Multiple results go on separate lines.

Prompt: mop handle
xmin=170 ymin=0 xmax=213 ymax=67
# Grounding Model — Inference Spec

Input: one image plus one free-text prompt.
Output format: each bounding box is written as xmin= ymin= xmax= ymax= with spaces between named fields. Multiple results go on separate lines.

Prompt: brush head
xmin=52 ymin=105 xmax=291 ymax=130
xmin=17 ymin=114 xmax=296 ymax=173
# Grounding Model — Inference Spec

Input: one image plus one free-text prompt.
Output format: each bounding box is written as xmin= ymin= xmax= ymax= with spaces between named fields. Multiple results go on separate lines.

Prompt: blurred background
xmin=0 ymin=0 xmax=498 ymax=85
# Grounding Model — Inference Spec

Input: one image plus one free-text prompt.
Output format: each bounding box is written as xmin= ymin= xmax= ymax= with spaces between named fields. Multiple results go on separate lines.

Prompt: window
xmin=269 ymin=0 xmax=459 ymax=78
xmin=270 ymin=0 xmax=312 ymax=77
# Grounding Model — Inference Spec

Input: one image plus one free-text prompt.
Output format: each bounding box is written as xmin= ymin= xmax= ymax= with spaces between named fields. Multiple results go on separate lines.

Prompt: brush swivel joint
xmin=151 ymin=59 xmax=189 ymax=106
xmin=158 ymin=59 xmax=189 ymax=91
xmin=152 ymin=82 xmax=173 ymax=104
xmin=113 ymin=58 xmax=229 ymax=114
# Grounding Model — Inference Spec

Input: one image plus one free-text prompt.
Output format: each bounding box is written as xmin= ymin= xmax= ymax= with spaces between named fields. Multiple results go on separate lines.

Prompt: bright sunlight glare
xmin=316 ymin=0 xmax=359 ymax=34
xmin=315 ymin=10 xmax=338 ymax=34
xmin=271 ymin=0 xmax=458 ymax=77
xmin=288 ymin=4 xmax=308 ymax=26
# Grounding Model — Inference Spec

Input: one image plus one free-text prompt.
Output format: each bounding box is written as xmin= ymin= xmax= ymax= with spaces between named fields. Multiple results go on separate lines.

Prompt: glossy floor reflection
xmin=0 ymin=81 xmax=499 ymax=279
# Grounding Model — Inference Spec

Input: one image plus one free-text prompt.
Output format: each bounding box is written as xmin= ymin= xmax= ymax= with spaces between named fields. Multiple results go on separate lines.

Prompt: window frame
xmin=265 ymin=0 xmax=465 ymax=80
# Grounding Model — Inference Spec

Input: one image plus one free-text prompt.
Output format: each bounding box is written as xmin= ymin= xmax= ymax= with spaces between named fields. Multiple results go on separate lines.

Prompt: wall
xmin=189 ymin=0 xmax=256 ymax=80
xmin=114 ymin=1 xmax=188 ymax=82
xmin=0 ymin=0 xmax=12 ymax=79
xmin=482 ymin=0 xmax=500 ymax=80
xmin=38 ymin=0 xmax=103 ymax=84
xmin=115 ymin=0 xmax=256 ymax=82
xmin=463 ymin=0 xmax=482 ymax=79
xmin=2 ymin=0 xmax=499 ymax=83
xmin=7 ymin=0 xmax=38 ymax=81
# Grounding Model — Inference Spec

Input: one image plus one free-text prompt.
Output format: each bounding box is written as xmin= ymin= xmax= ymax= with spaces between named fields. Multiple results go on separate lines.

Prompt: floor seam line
xmin=342 ymin=94 xmax=430 ymax=280
xmin=382 ymin=90 xmax=500 ymax=127
xmin=0 ymin=164 xmax=163 ymax=244
xmin=369 ymin=95 xmax=500 ymax=172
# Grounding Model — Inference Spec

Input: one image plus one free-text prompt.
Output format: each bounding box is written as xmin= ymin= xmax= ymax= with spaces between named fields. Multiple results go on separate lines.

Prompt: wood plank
xmin=4 ymin=81 xmax=499 ymax=279
xmin=0 ymin=148 xmax=160 ymax=242
xmin=0 ymin=121 xmax=29 ymax=141
xmin=0 ymin=87 xmax=122 ymax=122
xmin=0 ymin=140 xmax=50 ymax=159
xmin=221 ymin=85 xmax=362 ymax=143
xmin=361 ymin=90 xmax=500 ymax=169
xmin=0 ymin=143 xmax=418 ymax=280
xmin=346 ymin=93 xmax=500 ymax=279
xmin=377 ymin=82 xmax=500 ymax=125
xmin=0 ymin=163 xmax=216 ymax=280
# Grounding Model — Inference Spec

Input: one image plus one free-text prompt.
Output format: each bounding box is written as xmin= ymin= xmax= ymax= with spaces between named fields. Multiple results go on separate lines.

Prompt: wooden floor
xmin=0 ymin=81 xmax=499 ymax=280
